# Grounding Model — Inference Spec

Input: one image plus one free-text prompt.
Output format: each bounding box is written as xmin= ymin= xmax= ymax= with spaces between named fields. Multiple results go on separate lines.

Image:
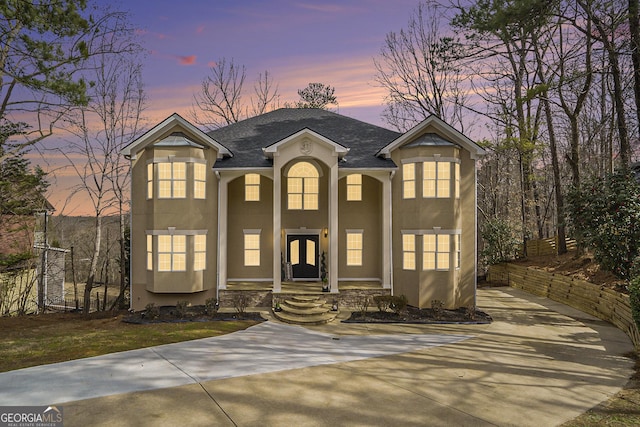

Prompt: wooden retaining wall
xmin=518 ymin=236 xmax=578 ymax=257
xmin=487 ymin=263 xmax=640 ymax=350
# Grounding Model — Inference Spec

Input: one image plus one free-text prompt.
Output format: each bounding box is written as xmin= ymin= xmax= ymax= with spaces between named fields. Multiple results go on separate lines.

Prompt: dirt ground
xmin=511 ymin=250 xmax=628 ymax=292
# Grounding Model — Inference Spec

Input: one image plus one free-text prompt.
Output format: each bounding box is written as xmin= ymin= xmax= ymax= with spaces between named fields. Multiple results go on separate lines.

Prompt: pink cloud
xmin=207 ymin=60 xmax=217 ymax=68
xmin=196 ymin=24 xmax=206 ymax=34
xmin=176 ymin=55 xmax=197 ymax=66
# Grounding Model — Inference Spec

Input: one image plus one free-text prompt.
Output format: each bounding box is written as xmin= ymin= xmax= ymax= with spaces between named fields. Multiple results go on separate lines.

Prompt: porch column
xmin=273 ymin=165 xmax=282 ymax=293
xmin=382 ymin=173 xmax=392 ymax=289
xmin=217 ymin=173 xmax=230 ymax=290
xmin=329 ymin=162 xmax=338 ymax=292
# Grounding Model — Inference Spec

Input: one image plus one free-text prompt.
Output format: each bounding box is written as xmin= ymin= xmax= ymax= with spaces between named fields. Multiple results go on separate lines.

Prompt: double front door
xmin=286 ymin=234 xmax=319 ymax=279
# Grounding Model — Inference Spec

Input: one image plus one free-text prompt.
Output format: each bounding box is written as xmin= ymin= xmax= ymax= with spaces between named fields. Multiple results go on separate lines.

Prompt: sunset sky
xmin=46 ymin=0 xmax=431 ymax=215
xmin=121 ymin=0 xmax=425 ymax=124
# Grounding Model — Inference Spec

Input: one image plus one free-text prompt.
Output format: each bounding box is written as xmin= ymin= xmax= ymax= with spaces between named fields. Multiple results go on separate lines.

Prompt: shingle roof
xmin=209 ymin=108 xmax=400 ymax=169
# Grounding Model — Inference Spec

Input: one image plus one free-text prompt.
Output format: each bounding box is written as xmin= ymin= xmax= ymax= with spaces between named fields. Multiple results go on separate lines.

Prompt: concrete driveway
xmin=1 ymin=287 xmax=635 ymax=426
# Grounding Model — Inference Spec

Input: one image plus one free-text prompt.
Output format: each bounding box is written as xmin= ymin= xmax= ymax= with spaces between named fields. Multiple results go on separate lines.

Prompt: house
xmin=122 ymin=108 xmax=484 ymax=312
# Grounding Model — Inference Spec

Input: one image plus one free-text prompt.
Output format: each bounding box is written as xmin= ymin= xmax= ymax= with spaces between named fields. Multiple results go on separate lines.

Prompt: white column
xmin=382 ymin=174 xmax=392 ymax=289
xmin=217 ymin=174 xmax=230 ymax=290
xmin=273 ymin=164 xmax=282 ymax=293
xmin=329 ymin=162 xmax=338 ymax=293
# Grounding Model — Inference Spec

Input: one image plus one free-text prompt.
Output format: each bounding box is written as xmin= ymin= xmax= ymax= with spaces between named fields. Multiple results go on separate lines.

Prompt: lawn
xmin=0 ymin=311 xmax=259 ymax=373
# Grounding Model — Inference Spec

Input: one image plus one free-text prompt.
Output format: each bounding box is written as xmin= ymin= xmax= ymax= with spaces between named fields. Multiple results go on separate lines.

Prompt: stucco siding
xmin=227 ymin=175 xmax=274 ymax=279
xmin=337 ymin=174 xmax=382 ymax=280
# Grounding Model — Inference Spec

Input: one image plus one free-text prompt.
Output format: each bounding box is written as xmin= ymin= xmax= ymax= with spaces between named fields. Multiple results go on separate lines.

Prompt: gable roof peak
xmin=121 ymin=113 xmax=232 ymax=159
xmin=377 ymin=115 xmax=485 ymax=159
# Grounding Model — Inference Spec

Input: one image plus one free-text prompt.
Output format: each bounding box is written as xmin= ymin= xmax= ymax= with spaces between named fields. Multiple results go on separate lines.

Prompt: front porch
xmin=218 ymin=281 xmax=390 ymax=310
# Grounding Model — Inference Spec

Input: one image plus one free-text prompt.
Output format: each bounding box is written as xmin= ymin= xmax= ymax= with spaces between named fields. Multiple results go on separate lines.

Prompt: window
xmin=455 ymin=234 xmax=461 ymax=269
xmin=423 ymin=161 xmax=451 ymax=198
xmin=346 ymin=231 xmax=363 ymax=266
xmin=346 ymin=174 xmax=362 ymax=201
xmin=423 ymin=234 xmax=450 ymax=271
xmin=288 ymin=162 xmax=319 ymax=210
xmin=402 ymin=163 xmax=415 ymax=199
xmin=244 ymin=231 xmax=261 ymax=266
xmin=454 ymin=162 xmax=460 ymax=199
xmin=158 ymin=162 xmax=186 ymax=198
xmin=158 ymin=235 xmax=186 ymax=272
xmin=194 ymin=235 xmax=206 ymax=271
xmin=437 ymin=162 xmax=451 ymax=198
xmin=194 ymin=163 xmax=206 ymax=199
xmin=245 ymin=174 xmax=260 ymax=201
xmin=402 ymin=234 xmax=416 ymax=270
xmin=146 ymin=235 xmax=153 ymax=270
xmin=147 ymin=163 xmax=153 ymax=199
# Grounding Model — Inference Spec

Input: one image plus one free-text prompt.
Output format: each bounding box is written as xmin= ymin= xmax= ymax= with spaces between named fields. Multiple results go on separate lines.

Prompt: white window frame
xmin=194 ymin=163 xmax=207 ymax=200
xmin=157 ymin=235 xmax=186 ymax=272
xmin=346 ymin=174 xmax=362 ymax=201
xmin=287 ymin=162 xmax=319 ymax=210
xmin=146 ymin=235 xmax=153 ymax=270
xmin=147 ymin=163 xmax=154 ymax=199
xmin=244 ymin=229 xmax=261 ymax=267
xmin=454 ymin=162 xmax=460 ymax=199
xmin=194 ymin=234 xmax=206 ymax=271
xmin=423 ymin=234 xmax=451 ymax=271
xmin=157 ymin=162 xmax=186 ymax=199
xmin=402 ymin=233 xmax=416 ymax=270
xmin=245 ymin=173 xmax=261 ymax=202
xmin=402 ymin=163 xmax=416 ymax=199
xmin=346 ymin=230 xmax=363 ymax=266
xmin=423 ymin=161 xmax=451 ymax=198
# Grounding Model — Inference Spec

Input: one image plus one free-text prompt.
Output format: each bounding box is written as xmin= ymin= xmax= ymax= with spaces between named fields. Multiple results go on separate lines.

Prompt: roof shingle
xmin=209 ymin=108 xmax=400 ymax=169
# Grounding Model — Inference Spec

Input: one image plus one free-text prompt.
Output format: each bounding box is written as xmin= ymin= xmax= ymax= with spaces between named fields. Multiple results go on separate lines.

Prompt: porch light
xmin=323 ymin=228 xmax=328 ymax=238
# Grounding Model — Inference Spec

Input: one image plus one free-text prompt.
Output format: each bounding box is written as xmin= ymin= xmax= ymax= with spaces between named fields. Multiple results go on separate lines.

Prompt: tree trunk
xmin=83 ymin=215 xmax=102 ymax=314
xmin=543 ymin=96 xmax=567 ymax=254
xmin=630 ymin=0 xmax=640 ymax=137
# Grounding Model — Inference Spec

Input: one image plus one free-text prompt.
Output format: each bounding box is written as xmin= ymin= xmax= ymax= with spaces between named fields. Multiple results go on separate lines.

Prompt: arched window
xmin=287 ymin=161 xmax=319 ymax=210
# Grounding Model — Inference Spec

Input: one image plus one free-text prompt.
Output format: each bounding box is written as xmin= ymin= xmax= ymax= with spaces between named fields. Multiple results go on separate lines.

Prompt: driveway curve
xmin=1 ymin=287 xmax=635 ymax=426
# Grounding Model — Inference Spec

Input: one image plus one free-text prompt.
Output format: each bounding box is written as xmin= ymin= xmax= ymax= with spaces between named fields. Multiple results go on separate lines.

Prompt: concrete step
xmin=272 ymin=309 xmax=339 ymax=325
xmin=272 ymin=294 xmax=337 ymax=325
xmin=285 ymin=299 xmax=326 ymax=308
xmin=279 ymin=303 xmax=330 ymax=316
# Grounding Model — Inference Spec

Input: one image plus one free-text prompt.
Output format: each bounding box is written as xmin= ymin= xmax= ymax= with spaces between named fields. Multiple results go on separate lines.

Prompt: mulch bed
xmin=123 ymin=305 xmax=264 ymax=324
xmin=344 ymin=306 xmax=492 ymax=324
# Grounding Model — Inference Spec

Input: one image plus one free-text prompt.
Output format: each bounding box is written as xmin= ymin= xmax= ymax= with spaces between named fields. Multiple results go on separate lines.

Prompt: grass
xmin=0 ymin=311 xmax=259 ymax=373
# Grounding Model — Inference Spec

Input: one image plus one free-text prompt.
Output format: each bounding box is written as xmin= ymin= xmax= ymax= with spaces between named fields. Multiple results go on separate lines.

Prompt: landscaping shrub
xmin=630 ymin=277 xmax=640 ymax=332
xmin=373 ymin=295 xmax=392 ymax=312
xmin=175 ymin=300 xmax=189 ymax=318
xmin=390 ymin=295 xmax=408 ymax=315
xmin=144 ymin=303 xmax=159 ymax=320
xmin=372 ymin=295 xmax=407 ymax=314
xmin=354 ymin=294 xmax=370 ymax=315
xmin=204 ymin=298 xmax=218 ymax=316
xmin=567 ymin=169 xmax=640 ymax=280
xmin=480 ymin=218 xmax=521 ymax=266
xmin=465 ymin=303 xmax=476 ymax=320
xmin=232 ymin=293 xmax=249 ymax=315
xmin=431 ymin=300 xmax=444 ymax=320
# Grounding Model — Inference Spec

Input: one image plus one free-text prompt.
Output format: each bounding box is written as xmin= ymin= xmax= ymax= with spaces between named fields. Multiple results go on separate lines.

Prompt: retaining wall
xmin=487 ymin=263 xmax=640 ymax=350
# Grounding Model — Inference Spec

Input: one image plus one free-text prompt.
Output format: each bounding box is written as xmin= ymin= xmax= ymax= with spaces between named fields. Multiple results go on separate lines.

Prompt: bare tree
xmin=59 ymin=13 xmax=145 ymax=313
xmin=576 ymin=0 xmax=631 ymax=166
xmin=191 ymin=58 xmax=279 ymax=130
xmin=374 ymin=1 xmax=471 ymax=132
xmin=251 ymin=71 xmax=280 ymax=116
